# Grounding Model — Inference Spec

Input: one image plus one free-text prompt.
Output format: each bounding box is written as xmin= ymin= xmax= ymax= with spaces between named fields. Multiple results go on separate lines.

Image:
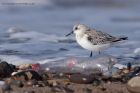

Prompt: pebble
xmin=0 ymin=61 xmax=16 ymax=78
xmin=48 ymin=80 xmax=58 ymax=86
xmin=92 ymin=79 xmax=101 ymax=86
xmin=12 ymin=70 xmax=42 ymax=81
xmin=0 ymin=81 xmax=11 ymax=92
xmin=37 ymin=81 xmax=47 ymax=87
xmin=98 ymin=85 xmax=106 ymax=91
xmin=26 ymin=80 xmax=37 ymax=87
xmin=68 ymin=74 xmax=94 ymax=84
xmin=40 ymin=72 xmax=51 ymax=80
xmin=10 ymin=80 xmax=24 ymax=87
xmin=82 ymin=88 xmax=92 ymax=93
xmin=24 ymin=91 xmax=35 ymax=93
xmin=18 ymin=64 xmax=31 ymax=70
xmin=11 ymin=72 xmax=18 ymax=76
xmin=127 ymin=76 xmax=140 ymax=93
xmin=0 ymin=81 xmax=5 ymax=86
xmin=1 ymin=84 xmax=11 ymax=91
xmin=51 ymin=85 xmax=74 ymax=93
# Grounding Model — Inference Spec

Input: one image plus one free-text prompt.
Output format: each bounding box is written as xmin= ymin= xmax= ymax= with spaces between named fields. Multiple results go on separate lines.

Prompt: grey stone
xmin=127 ymin=76 xmax=140 ymax=93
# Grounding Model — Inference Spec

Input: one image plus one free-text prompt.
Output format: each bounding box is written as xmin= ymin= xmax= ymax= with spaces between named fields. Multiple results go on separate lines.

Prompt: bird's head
xmin=66 ymin=24 xmax=90 ymax=36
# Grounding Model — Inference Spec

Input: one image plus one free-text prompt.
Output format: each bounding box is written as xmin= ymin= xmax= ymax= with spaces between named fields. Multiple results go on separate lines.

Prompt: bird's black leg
xmin=98 ymin=51 xmax=101 ymax=55
xmin=90 ymin=51 xmax=92 ymax=57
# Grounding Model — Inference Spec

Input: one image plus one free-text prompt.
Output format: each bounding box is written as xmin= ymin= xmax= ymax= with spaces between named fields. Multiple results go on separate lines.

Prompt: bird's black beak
xmin=65 ymin=31 xmax=73 ymax=36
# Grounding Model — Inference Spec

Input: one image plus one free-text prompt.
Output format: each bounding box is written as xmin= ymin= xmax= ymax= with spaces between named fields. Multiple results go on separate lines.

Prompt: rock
xmin=98 ymin=85 xmax=106 ymax=91
xmin=127 ymin=76 xmax=140 ymax=93
xmin=10 ymin=80 xmax=24 ymax=87
xmin=12 ymin=70 xmax=42 ymax=81
xmin=121 ymin=67 xmax=140 ymax=83
xmin=18 ymin=64 xmax=31 ymax=70
xmin=40 ymin=72 xmax=52 ymax=80
xmin=82 ymin=88 xmax=92 ymax=93
xmin=26 ymin=80 xmax=38 ymax=87
xmin=37 ymin=81 xmax=47 ymax=87
xmin=51 ymin=86 xmax=63 ymax=92
xmin=0 ymin=61 xmax=16 ymax=77
xmin=48 ymin=80 xmax=58 ymax=86
xmin=92 ymin=79 xmax=101 ymax=86
xmin=1 ymin=84 xmax=11 ymax=91
xmin=24 ymin=91 xmax=35 ymax=93
xmin=122 ymin=69 xmax=130 ymax=74
xmin=0 ymin=81 xmax=5 ymax=86
xmin=11 ymin=72 xmax=19 ymax=76
xmin=68 ymin=74 xmax=94 ymax=84
xmin=0 ymin=81 xmax=11 ymax=91
xmin=51 ymin=85 xmax=74 ymax=93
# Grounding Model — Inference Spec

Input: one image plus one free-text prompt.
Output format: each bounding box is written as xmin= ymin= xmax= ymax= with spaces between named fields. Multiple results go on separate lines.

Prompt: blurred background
xmin=0 ymin=0 xmax=140 ymax=65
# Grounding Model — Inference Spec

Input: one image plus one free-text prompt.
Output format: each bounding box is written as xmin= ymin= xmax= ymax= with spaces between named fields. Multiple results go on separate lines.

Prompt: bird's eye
xmin=75 ymin=27 xmax=78 ymax=30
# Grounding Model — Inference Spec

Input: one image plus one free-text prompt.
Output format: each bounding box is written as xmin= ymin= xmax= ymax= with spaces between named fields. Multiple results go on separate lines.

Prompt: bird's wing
xmin=85 ymin=30 xmax=117 ymax=45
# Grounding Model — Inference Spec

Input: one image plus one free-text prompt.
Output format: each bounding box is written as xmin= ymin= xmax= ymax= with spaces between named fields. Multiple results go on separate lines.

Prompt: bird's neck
xmin=75 ymin=32 xmax=85 ymax=40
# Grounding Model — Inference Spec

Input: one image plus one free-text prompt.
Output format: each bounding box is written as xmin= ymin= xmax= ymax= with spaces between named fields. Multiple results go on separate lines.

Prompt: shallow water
xmin=0 ymin=0 xmax=140 ymax=66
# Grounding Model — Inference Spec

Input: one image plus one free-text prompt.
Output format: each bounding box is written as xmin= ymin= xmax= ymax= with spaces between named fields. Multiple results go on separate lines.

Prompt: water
xmin=0 ymin=0 xmax=140 ymax=66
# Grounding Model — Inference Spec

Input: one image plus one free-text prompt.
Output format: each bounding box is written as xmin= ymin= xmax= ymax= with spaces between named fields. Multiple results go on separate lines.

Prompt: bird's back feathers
xmin=85 ymin=29 xmax=127 ymax=45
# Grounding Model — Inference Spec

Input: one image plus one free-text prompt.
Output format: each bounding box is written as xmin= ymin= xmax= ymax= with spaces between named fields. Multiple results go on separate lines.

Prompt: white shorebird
xmin=66 ymin=24 xmax=128 ymax=57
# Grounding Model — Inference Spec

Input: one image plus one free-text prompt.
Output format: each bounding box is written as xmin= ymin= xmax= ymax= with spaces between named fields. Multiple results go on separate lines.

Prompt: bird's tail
xmin=113 ymin=36 xmax=128 ymax=42
xmin=119 ymin=37 xmax=128 ymax=40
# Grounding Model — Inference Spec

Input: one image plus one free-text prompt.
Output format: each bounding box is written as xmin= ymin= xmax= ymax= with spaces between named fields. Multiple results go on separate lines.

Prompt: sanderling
xmin=66 ymin=24 xmax=128 ymax=57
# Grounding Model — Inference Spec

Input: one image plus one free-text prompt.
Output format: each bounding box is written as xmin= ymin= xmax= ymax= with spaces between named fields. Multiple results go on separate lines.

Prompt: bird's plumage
xmin=66 ymin=24 xmax=128 ymax=57
xmin=85 ymin=30 xmax=117 ymax=45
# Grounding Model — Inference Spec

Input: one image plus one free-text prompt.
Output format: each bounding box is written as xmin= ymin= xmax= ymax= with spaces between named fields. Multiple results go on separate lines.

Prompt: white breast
xmin=76 ymin=35 xmax=111 ymax=52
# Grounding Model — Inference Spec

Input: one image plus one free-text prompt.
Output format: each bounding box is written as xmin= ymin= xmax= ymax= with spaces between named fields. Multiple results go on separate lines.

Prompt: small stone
xmin=11 ymin=72 xmax=18 ymax=76
xmin=83 ymin=88 xmax=92 ymax=93
xmin=51 ymin=86 xmax=74 ymax=93
xmin=12 ymin=70 xmax=42 ymax=81
xmin=92 ymin=79 xmax=101 ymax=86
xmin=123 ymin=69 xmax=130 ymax=74
xmin=51 ymin=86 xmax=62 ymax=92
xmin=127 ymin=76 xmax=140 ymax=93
xmin=48 ymin=80 xmax=58 ymax=86
xmin=2 ymin=84 xmax=11 ymax=91
xmin=37 ymin=81 xmax=47 ymax=87
xmin=26 ymin=80 xmax=37 ymax=87
xmin=40 ymin=72 xmax=51 ymax=80
xmin=10 ymin=80 xmax=24 ymax=88
xmin=122 ymin=66 xmax=140 ymax=83
xmin=18 ymin=64 xmax=31 ymax=70
xmin=34 ymin=84 xmax=41 ymax=87
xmin=98 ymin=85 xmax=106 ymax=91
xmin=24 ymin=90 xmax=35 ymax=93
xmin=0 ymin=81 xmax=5 ymax=86
xmin=59 ymin=73 xmax=64 ymax=77
xmin=68 ymin=74 xmax=94 ymax=84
